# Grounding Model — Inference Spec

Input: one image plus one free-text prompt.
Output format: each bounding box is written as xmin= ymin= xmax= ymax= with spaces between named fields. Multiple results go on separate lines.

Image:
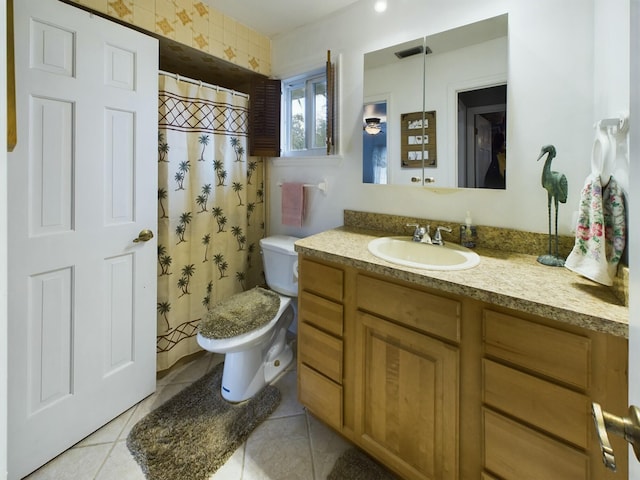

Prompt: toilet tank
xmin=260 ymin=235 xmax=301 ymax=297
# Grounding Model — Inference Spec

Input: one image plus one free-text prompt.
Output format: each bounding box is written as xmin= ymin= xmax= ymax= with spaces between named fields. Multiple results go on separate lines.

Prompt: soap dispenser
xmin=460 ymin=211 xmax=477 ymax=248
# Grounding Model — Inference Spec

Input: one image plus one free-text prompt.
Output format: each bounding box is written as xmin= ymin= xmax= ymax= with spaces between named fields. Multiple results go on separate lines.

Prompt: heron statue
xmin=537 ymin=145 xmax=568 ymax=266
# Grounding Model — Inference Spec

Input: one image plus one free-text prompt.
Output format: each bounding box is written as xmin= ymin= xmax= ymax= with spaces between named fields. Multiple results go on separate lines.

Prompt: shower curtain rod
xmin=159 ymin=70 xmax=249 ymax=99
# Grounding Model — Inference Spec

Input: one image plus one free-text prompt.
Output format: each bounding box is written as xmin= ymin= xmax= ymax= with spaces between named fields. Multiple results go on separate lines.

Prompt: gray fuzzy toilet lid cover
xmin=198 ymin=287 xmax=280 ymax=339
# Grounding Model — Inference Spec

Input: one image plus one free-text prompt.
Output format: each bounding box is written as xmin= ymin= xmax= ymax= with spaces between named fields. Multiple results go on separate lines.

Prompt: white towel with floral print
xmin=565 ymin=174 xmax=626 ymax=286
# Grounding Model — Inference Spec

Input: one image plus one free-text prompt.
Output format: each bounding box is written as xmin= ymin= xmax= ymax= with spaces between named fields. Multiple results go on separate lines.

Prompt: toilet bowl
xmin=196 ymin=235 xmax=300 ymax=402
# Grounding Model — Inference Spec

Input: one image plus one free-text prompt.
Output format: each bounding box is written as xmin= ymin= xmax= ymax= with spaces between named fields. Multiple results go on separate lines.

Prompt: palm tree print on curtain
xmin=156 ymin=74 xmax=265 ymax=372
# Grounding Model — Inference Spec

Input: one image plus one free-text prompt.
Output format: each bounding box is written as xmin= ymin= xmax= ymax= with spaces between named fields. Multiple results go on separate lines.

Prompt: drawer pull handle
xmin=592 ymin=402 xmax=640 ymax=471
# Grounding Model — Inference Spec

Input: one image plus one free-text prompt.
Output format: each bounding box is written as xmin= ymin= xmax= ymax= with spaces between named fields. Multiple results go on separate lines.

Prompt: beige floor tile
xmin=306 ymin=413 xmax=351 ymax=479
xmin=243 ymin=414 xmax=314 ymax=480
xmin=95 ymin=440 xmax=146 ymax=480
xmin=23 ymin=443 xmax=113 ymax=480
xmin=76 ymin=406 xmax=136 ymax=447
xmin=271 ymin=369 xmax=305 ymax=419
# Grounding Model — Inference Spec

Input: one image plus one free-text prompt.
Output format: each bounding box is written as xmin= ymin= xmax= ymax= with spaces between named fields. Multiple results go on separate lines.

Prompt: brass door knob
xmin=133 ymin=229 xmax=154 ymax=243
xmin=592 ymin=402 xmax=640 ymax=471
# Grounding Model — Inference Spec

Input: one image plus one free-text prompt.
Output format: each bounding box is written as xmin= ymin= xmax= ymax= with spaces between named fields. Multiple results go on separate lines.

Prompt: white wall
xmin=0 ymin=1 xmax=8 ymax=478
xmin=267 ymin=0 xmax=630 ymax=240
xmin=594 ymin=0 xmax=631 ymax=194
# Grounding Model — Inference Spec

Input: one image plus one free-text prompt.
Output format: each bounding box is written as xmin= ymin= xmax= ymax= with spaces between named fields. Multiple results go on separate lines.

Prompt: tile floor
xmin=24 ymin=351 xmax=352 ymax=480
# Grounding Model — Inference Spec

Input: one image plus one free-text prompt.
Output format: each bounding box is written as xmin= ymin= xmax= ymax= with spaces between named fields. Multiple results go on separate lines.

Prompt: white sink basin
xmin=368 ymin=236 xmax=480 ymax=271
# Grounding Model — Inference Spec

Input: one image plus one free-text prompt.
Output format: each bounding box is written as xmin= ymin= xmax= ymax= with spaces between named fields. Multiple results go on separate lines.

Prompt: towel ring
xmin=591 ymin=121 xmax=613 ymax=181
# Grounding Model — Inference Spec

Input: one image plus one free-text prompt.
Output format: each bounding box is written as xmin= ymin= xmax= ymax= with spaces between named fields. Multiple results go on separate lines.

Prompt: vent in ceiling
xmin=394 ymin=45 xmax=432 ymax=59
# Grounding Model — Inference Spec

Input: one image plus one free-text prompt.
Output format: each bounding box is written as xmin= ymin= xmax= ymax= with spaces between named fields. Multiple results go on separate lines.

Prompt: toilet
xmin=196 ymin=235 xmax=300 ymax=402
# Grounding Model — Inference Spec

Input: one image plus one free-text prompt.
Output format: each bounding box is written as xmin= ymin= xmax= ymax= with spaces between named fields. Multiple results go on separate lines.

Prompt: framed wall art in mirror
xmin=401 ymin=111 xmax=437 ymax=168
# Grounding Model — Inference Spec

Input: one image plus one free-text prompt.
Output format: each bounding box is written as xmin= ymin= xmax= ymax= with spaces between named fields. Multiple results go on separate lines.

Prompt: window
xmin=282 ymin=69 xmax=327 ymax=156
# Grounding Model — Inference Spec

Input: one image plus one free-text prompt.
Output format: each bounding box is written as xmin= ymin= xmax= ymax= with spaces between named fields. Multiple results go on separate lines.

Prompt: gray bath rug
xmin=126 ymin=362 xmax=281 ymax=480
xmin=328 ymin=447 xmax=399 ymax=480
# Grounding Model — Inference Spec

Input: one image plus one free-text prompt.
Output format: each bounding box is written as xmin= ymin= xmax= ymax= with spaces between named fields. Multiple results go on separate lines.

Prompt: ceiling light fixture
xmin=374 ymin=0 xmax=387 ymax=13
xmin=364 ymin=117 xmax=382 ymax=135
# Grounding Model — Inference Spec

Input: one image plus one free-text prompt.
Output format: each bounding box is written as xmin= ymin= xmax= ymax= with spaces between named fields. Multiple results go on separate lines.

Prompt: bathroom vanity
xmin=295 ymin=222 xmax=628 ymax=480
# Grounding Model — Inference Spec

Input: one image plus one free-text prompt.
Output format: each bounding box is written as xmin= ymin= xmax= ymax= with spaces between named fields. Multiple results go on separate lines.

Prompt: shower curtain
xmin=156 ymin=74 xmax=265 ymax=372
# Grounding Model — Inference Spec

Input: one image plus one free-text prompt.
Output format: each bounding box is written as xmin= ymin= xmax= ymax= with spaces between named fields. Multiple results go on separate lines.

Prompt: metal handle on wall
xmin=410 ymin=177 xmax=435 ymax=183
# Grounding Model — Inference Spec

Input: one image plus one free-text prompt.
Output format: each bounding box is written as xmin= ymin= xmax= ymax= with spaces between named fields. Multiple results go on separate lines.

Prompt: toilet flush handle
xmin=293 ymin=260 xmax=298 ymax=282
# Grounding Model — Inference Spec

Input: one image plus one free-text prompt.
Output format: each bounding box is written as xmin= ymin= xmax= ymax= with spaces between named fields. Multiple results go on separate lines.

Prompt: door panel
xmin=105 ymin=108 xmax=135 ymax=223
xmin=8 ymin=1 xmax=158 ymax=478
xmin=28 ymin=268 xmax=73 ymax=413
xmin=29 ymin=19 xmax=75 ymax=77
xmin=103 ymin=254 xmax=134 ymax=375
xmin=29 ymin=96 xmax=74 ymax=234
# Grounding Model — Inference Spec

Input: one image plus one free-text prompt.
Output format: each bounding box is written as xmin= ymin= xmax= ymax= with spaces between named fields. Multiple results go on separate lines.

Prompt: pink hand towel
xmin=281 ymin=182 xmax=305 ymax=227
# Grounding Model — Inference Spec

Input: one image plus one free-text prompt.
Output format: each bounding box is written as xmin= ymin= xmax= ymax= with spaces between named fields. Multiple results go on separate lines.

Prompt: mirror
xmin=363 ymin=14 xmax=508 ymax=188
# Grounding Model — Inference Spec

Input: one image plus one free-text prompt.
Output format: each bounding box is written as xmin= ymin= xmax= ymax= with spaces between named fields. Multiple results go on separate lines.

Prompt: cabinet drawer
xmin=300 ymin=257 xmax=343 ymax=302
xmin=299 ymin=291 xmax=343 ymax=337
xmin=483 ymin=310 xmax=590 ymax=390
xmin=483 ymin=359 xmax=589 ymax=448
xmin=299 ymin=321 xmax=343 ymax=383
xmin=299 ymin=363 xmax=342 ymax=431
xmin=483 ymin=408 xmax=588 ymax=480
xmin=356 ymin=274 xmax=461 ymax=343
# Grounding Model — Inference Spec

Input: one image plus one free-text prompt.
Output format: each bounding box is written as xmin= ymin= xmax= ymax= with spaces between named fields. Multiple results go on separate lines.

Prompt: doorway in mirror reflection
xmin=457 ymin=84 xmax=507 ymax=189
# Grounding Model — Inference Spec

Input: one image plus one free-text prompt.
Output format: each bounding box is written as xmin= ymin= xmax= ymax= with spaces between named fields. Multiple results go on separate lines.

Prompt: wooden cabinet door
xmin=356 ymin=311 xmax=459 ymax=480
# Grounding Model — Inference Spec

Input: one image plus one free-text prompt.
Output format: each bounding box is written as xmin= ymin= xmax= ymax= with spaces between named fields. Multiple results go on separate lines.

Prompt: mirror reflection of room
xmin=362 ymin=14 xmax=508 ymax=188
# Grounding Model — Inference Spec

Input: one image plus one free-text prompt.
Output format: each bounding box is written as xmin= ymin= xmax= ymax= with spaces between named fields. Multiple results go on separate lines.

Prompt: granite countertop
xmin=295 ymin=226 xmax=629 ymax=338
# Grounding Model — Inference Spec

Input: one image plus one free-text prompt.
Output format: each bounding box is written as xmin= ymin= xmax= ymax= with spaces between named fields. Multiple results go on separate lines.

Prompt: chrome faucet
xmin=406 ymin=223 xmax=431 ymax=243
xmin=432 ymin=226 xmax=453 ymax=246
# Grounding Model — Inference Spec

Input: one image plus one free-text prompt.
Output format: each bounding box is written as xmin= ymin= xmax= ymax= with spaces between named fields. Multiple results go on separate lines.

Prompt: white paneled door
xmin=7 ymin=1 xmax=158 ymax=478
